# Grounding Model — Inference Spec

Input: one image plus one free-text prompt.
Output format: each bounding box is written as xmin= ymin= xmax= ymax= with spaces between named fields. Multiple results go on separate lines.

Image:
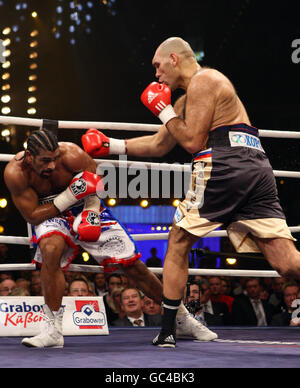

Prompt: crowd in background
xmin=1 ymin=262 xmax=300 ymax=328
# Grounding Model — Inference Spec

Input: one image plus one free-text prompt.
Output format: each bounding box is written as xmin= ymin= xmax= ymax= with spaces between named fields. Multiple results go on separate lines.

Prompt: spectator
xmin=10 ymin=287 xmax=30 ymax=296
xmin=185 ymin=281 xmax=230 ymax=326
xmin=208 ymin=276 xmax=234 ymax=314
xmin=0 ymin=272 xmax=13 ymax=282
xmin=220 ymin=277 xmax=233 ymax=296
xmin=271 ymin=282 xmax=300 ymax=326
xmin=0 ymin=278 xmax=16 ymax=296
xmin=143 ymin=296 xmax=162 ymax=315
xmin=64 ymin=270 xmax=75 ymax=285
xmin=112 ymin=287 xmax=161 ymax=327
xmin=93 ymin=273 xmax=107 ymax=296
xmin=145 ymin=247 xmax=162 ymax=268
xmin=103 ymin=274 xmax=123 ymax=324
xmin=110 ymin=286 xmax=125 ymax=320
xmin=87 ymin=280 xmax=96 ymax=296
xmin=232 ymin=278 xmax=275 ymax=326
xmin=268 ymin=277 xmax=287 ymax=310
xmin=30 ymin=274 xmax=43 ymax=296
xmin=15 ymin=278 xmax=31 ymax=293
xmin=68 ymin=277 xmax=89 ymax=296
xmin=120 ymin=274 xmax=130 ymax=288
xmin=260 ymin=283 xmax=271 ymax=301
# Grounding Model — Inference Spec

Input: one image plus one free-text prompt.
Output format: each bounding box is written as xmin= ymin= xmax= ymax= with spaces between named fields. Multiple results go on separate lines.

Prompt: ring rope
xmin=1 ymin=226 xmax=300 ymax=245
xmin=1 ymin=154 xmax=300 ymax=178
xmin=0 ymin=263 xmax=280 ymax=277
xmin=1 ymin=115 xmax=300 ymax=138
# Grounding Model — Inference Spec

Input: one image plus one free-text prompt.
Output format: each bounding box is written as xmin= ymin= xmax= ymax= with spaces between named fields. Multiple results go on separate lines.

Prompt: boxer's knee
xmin=39 ymin=234 xmax=66 ymax=270
xmin=167 ymin=225 xmax=198 ymax=257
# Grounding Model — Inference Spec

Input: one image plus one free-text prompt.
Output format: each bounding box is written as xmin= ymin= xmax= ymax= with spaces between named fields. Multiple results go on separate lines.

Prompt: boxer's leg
xmin=39 ymin=233 xmax=68 ymax=311
xmin=22 ymin=233 xmax=68 ymax=348
xmin=253 ymin=236 xmax=300 ymax=280
xmin=123 ymin=259 xmax=163 ymax=304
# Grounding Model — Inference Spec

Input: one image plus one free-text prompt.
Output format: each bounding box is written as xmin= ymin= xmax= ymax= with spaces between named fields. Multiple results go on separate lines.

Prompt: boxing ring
xmin=0 ymin=115 xmax=300 ymax=369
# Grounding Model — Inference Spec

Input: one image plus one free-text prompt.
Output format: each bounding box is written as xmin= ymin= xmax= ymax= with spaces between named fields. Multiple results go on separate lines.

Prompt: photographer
xmin=185 ymin=280 xmax=231 ymax=326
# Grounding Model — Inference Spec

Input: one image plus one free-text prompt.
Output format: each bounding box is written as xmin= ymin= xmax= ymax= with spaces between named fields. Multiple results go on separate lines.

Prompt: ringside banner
xmin=0 ymin=296 xmax=109 ymax=336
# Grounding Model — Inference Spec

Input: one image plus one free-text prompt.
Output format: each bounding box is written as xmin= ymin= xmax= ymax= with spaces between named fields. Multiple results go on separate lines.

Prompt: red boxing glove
xmin=53 ymin=171 xmax=103 ymax=213
xmin=73 ymin=210 xmax=101 ymax=242
xmin=141 ymin=82 xmax=177 ymax=125
xmin=82 ymin=128 xmax=126 ymax=157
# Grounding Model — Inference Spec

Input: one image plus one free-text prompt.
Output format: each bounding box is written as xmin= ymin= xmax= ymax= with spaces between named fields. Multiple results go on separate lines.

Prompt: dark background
xmin=0 ymin=0 xmax=299 ymax=267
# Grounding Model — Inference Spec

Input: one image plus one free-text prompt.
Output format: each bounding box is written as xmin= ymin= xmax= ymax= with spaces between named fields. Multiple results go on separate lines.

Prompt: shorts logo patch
xmin=98 ymin=236 xmax=126 ymax=255
xmin=174 ymin=206 xmax=183 ymax=223
xmin=229 ymin=131 xmax=264 ymax=152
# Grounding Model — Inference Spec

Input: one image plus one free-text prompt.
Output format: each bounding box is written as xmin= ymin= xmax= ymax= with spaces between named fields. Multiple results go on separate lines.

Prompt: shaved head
xmin=152 ymin=37 xmax=200 ymax=90
xmin=156 ymin=37 xmax=195 ymax=61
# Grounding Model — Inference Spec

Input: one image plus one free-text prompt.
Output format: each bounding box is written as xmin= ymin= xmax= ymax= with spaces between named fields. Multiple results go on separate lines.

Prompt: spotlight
xmin=29 ymin=41 xmax=38 ymax=48
xmin=29 ymin=52 xmax=38 ymax=59
xmin=1 ymin=129 xmax=10 ymax=137
xmin=0 ymin=198 xmax=8 ymax=208
xmin=107 ymin=198 xmax=116 ymax=207
xmin=30 ymin=30 xmax=39 ymax=37
xmin=0 ymin=226 xmax=4 ymax=234
xmin=28 ymin=96 xmax=37 ymax=104
xmin=3 ymin=49 xmax=11 ymax=58
xmin=2 ymin=84 xmax=10 ymax=91
xmin=2 ymin=61 xmax=11 ymax=69
xmin=2 ymin=73 xmax=10 ymax=80
xmin=2 ymin=28 xmax=11 ymax=35
xmin=2 ymin=38 xmax=11 ymax=47
xmin=1 ymin=107 xmax=11 ymax=114
xmin=226 ymin=258 xmax=237 ymax=265
xmin=31 ymin=11 xmax=38 ymax=18
xmin=140 ymin=199 xmax=149 ymax=208
xmin=82 ymin=252 xmax=90 ymax=262
xmin=172 ymin=199 xmax=180 ymax=207
xmin=27 ymin=107 xmax=36 ymax=115
xmin=1 ymin=95 xmax=11 ymax=103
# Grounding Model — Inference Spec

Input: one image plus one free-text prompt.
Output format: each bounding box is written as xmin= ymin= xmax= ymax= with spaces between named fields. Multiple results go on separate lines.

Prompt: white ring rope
xmin=0 ymin=116 xmax=298 ymax=279
xmin=1 ymin=226 xmax=300 ymax=246
xmin=1 ymin=154 xmax=300 ymax=178
xmin=0 ymin=115 xmax=300 ymax=138
xmin=0 ymin=263 xmax=281 ymax=277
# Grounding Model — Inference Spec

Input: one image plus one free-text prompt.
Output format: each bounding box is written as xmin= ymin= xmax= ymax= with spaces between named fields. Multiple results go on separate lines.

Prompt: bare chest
xmin=29 ymin=170 xmax=73 ymax=197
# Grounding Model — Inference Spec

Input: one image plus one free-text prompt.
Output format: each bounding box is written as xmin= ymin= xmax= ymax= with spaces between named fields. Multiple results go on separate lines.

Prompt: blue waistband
xmin=211 ymin=123 xmax=258 ymax=136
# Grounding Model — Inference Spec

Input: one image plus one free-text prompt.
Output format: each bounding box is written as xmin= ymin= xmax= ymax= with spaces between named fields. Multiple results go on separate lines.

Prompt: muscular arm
xmin=126 ymin=95 xmax=186 ymax=157
xmin=4 ymin=168 xmax=58 ymax=226
xmin=4 ymin=143 xmax=98 ymax=226
xmin=165 ymin=71 xmax=220 ymax=154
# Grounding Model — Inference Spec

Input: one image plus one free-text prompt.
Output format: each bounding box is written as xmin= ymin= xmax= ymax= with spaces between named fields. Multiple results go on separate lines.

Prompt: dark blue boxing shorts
xmin=174 ymin=123 xmax=295 ymax=252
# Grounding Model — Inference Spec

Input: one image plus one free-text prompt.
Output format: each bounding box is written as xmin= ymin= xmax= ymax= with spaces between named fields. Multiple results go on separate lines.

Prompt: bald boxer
xmin=82 ymin=37 xmax=299 ymax=347
xmin=4 ymin=128 xmax=216 ymax=348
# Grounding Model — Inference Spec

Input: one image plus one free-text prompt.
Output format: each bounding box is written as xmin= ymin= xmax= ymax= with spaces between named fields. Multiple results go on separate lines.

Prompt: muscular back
xmin=206 ymin=69 xmax=251 ymax=130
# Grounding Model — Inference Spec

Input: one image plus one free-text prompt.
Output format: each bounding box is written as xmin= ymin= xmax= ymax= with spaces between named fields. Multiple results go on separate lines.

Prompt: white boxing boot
xmin=176 ymin=303 xmax=218 ymax=341
xmin=22 ymin=304 xmax=64 ymax=348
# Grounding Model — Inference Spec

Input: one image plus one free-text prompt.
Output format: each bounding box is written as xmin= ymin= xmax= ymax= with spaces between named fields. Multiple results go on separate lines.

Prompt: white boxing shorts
xmin=31 ymin=196 xmax=141 ymax=273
